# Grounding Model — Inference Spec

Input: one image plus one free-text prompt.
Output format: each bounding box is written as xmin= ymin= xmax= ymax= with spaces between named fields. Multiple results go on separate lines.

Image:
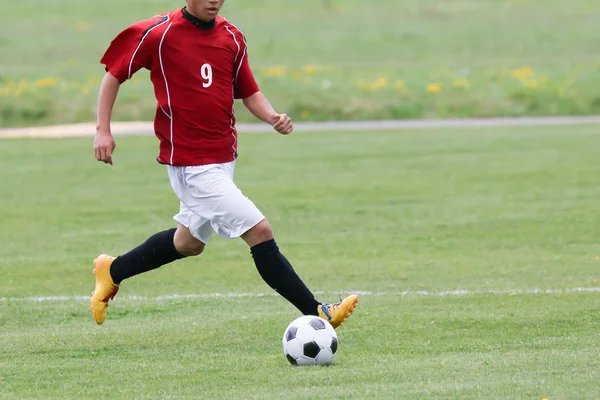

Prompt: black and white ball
xmin=282 ymin=316 xmax=338 ymax=366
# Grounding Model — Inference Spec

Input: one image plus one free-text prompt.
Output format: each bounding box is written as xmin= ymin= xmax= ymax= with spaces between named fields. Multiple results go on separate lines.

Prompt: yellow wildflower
xmin=394 ymin=80 xmax=406 ymax=90
xmin=369 ymin=78 xmax=388 ymax=91
xmin=453 ymin=78 xmax=471 ymax=89
xmin=261 ymin=66 xmax=287 ymax=78
xmin=34 ymin=77 xmax=60 ymax=88
xmin=510 ymin=66 xmax=533 ymax=80
xmin=303 ymin=65 xmax=319 ymax=75
xmin=426 ymin=83 xmax=442 ymax=94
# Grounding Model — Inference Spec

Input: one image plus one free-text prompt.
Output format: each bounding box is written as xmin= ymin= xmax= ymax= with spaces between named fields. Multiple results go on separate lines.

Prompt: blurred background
xmin=2 ymin=2 xmax=600 ymax=398
xmin=1 ymin=0 xmax=599 ymax=127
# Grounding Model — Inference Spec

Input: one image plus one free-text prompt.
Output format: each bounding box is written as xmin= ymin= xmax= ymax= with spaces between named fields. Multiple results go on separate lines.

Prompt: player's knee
xmin=178 ymin=241 xmax=205 ymax=257
xmin=174 ymin=225 xmax=206 ymax=256
xmin=254 ymin=220 xmax=274 ymax=240
xmin=243 ymin=219 xmax=274 ymax=247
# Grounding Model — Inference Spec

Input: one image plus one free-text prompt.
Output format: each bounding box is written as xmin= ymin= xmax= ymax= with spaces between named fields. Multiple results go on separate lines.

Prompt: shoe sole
xmin=90 ymin=256 xmax=119 ymax=324
xmin=336 ymin=295 xmax=359 ymax=329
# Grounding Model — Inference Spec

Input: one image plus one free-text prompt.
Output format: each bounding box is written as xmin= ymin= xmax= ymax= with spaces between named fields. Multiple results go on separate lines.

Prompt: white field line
xmin=2 ymin=116 xmax=600 ymax=139
xmin=1 ymin=287 xmax=599 ymax=303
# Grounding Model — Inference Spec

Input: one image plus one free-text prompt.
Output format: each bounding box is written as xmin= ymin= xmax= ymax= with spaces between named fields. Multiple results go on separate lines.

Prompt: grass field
xmin=2 ymin=0 xmax=600 ymax=126
xmin=1 ymin=125 xmax=600 ymax=398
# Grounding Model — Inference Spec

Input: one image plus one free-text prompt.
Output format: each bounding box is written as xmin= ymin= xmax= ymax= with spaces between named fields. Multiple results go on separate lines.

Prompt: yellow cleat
xmin=90 ymin=254 xmax=119 ymax=325
xmin=317 ymin=294 xmax=359 ymax=329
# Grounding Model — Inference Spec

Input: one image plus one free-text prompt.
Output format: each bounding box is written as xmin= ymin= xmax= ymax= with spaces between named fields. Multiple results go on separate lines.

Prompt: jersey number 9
xmin=201 ymin=64 xmax=213 ymax=88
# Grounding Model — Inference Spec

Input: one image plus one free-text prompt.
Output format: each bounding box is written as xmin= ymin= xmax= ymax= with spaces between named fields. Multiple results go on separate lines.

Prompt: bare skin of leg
xmin=241 ymin=219 xmax=274 ymax=247
xmin=173 ymin=224 xmax=206 ymax=256
xmin=173 ymin=219 xmax=272 ymax=257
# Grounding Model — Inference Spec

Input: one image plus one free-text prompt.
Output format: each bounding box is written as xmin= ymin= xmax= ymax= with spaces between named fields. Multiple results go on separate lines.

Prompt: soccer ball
xmin=282 ymin=315 xmax=338 ymax=366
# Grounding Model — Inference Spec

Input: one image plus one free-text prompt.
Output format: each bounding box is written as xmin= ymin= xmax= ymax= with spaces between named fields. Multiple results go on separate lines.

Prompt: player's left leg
xmin=211 ymin=162 xmax=358 ymax=328
xmin=241 ymin=219 xmax=321 ymax=316
xmin=242 ymin=220 xmax=359 ymax=329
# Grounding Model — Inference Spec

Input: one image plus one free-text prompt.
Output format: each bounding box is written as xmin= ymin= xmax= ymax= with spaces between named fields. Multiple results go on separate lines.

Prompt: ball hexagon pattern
xmin=282 ymin=316 xmax=338 ymax=366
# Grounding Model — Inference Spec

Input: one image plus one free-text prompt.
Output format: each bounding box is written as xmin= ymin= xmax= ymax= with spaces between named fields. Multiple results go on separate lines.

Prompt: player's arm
xmin=94 ymin=16 xmax=163 ymax=165
xmin=243 ymin=92 xmax=293 ymax=135
xmin=94 ymin=72 xmax=121 ymax=165
xmin=234 ymin=35 xmax=293 ymax=135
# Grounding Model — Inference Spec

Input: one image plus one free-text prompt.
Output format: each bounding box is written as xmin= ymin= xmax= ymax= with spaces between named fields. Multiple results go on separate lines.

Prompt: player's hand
xmin=94 ymin=131 xmax=116 ymax=165
xmin=272 ymin=113 xmax=293 ymax=135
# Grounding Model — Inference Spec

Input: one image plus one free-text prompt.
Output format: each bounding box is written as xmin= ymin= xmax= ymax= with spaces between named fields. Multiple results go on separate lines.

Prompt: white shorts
xmin=167 ymin=161 xmax=265 ymax=244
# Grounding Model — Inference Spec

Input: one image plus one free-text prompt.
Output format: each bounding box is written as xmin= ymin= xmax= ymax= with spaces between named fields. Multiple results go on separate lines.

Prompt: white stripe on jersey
xmin=224 ymin=20 xmax=248 ymax=85
xmin=158 ymin=22 xmax=175 ymax=164
xmin=225 ymin=23 xmax=245 ymax=158
xmin=128 ymin=15 xmax=170 ymax=80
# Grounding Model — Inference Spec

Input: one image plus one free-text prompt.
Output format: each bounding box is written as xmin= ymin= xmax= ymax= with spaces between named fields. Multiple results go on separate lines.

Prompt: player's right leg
xmin=90 ymin=223 xmax=207 ymax=324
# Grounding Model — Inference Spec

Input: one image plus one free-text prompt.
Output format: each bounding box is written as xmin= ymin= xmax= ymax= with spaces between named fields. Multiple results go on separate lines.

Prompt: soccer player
xmin=91 ymin=0 xmax=358 ymax=328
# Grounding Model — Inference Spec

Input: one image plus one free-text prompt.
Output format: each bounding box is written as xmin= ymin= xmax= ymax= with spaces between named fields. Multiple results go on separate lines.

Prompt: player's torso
xmin=149 ymin=16 xmax=240 ymax=126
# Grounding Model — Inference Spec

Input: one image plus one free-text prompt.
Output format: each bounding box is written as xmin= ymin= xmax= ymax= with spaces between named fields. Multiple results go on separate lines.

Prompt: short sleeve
xmin=234 ymin=42 xmax=260 ymax=99
xmin=100 ymin=16 xmax=167 ymax=83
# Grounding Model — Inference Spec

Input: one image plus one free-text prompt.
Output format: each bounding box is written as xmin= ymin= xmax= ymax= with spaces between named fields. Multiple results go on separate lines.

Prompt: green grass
xmin=1 ymin=125 xmax=600 ymax=399
xmin=1 ymin=0 xmax=600 ymax=126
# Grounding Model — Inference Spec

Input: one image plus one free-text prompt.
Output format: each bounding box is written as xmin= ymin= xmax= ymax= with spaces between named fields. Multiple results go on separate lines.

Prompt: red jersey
xmin=101 ymin=8 xmax=260 ymax=166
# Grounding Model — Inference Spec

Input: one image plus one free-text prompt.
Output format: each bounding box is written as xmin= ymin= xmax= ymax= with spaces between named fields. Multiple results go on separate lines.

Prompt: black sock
xmin=110 ymin=228 xmax=185 ymax=284
xmin=251 ymin=239 xmax=320 ymax=315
